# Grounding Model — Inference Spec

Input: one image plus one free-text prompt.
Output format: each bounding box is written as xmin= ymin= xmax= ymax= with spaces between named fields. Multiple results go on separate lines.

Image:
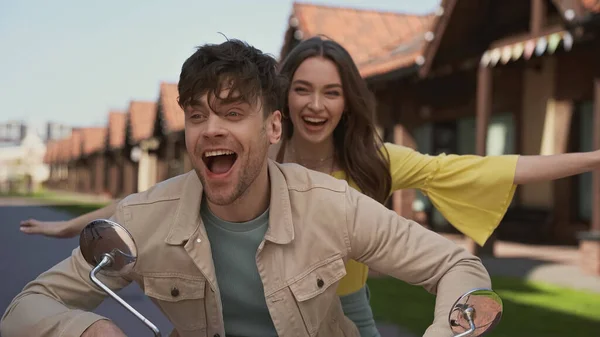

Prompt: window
xmin=576 ymin=101 xmax=593 ymax=221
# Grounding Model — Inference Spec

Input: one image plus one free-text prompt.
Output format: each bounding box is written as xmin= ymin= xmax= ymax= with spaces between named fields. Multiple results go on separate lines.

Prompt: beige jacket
xmin=1 ymin=160 xmax=491 ymax=337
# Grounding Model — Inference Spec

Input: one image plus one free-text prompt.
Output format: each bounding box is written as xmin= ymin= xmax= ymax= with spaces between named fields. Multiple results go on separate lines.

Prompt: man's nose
xmin=203 ymin=115 xmax=227 ymax=138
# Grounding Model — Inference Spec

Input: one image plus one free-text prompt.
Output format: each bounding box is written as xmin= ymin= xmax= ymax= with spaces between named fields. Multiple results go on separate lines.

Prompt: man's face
xmin=184 ymin=88 xmax=282 ymax=206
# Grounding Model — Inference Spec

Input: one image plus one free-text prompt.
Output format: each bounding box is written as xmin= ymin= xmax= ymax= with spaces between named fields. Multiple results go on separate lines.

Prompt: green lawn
xmin=367 ymin=276 xmax=600 ymax=337
xmin=1 ymin=189 xmax=110 ymax=216
xmin=48 ymin=203 xmax=110 ymax=216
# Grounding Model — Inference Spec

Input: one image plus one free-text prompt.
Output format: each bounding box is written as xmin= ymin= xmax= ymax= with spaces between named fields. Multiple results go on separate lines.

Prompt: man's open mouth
xmin=202 ymin=150 xmax=238 ymax=175
xmin=302 ymin=116 xmax=327 ymax=127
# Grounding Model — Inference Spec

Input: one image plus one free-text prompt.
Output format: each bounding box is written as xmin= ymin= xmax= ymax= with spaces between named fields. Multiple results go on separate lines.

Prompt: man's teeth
xmin=205 ymin=150 xmax=235 ymax=157
xmin=303 ymin=117 xmax=327 ymax=123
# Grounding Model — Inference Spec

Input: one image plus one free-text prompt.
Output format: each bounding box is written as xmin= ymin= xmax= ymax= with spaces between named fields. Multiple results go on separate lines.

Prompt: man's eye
xmin=189 ymin=114 xmax=206 ymax=121
xmin=227 ymin=111 xmax=240 ymax=117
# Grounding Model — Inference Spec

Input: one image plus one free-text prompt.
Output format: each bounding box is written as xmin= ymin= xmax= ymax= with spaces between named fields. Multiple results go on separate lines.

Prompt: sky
xmin=0 ymin=0 xmax=440 ymax=136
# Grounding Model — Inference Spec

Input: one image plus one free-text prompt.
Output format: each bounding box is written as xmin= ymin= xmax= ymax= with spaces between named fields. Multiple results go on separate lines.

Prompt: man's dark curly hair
xmin=177 ymin=39 xmax=287 ymax=117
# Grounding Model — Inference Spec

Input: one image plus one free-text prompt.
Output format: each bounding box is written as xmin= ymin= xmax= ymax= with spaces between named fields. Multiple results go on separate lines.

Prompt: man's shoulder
xmin=119 ymin=171 xmax=192 ymax=207
xmin=272 ymin=160 xmax=348 ymax=194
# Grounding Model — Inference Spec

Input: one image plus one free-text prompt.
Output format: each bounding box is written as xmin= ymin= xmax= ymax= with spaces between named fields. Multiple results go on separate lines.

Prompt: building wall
xmin=137 ymin=150 xmax=157 ymax=192
xmin=106 ymin=154 xmax=122 ymax=198
xmin=519 ymin=57 xmax=556 ymax=208
xmin=92 ymin=155 xmax=105 ymax=194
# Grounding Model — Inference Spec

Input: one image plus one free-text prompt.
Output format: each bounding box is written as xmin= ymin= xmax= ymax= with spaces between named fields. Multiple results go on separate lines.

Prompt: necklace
xmin=289 ymin=146 xmax=333 ymax=162
xmin=286 ymin=142 xmax=336 ymax=173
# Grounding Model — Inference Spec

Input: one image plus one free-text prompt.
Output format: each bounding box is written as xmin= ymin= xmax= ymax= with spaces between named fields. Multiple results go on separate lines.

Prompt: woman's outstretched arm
xmin=20 ymin=200 xmax=120 ymax=238
xmin=514 ymin=151 xmax=600 ymax=184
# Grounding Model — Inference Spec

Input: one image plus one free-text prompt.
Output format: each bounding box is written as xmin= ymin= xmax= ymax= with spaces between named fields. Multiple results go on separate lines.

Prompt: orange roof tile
xmin=81 ymin=127 xmax=106 ymax=156
xmin=43 ymin=141 xmax=55 ymax=164
xmin=159 ymin=82 xmax=185 ymax=133
xmin=107 ymin=111 xmax=127 ymax=149
xmin=51 ymin=141 xmax=60 ymax=163
xmin=55 ymin=139 xmax=65 ymax=163
xmin=61 ymin=137 xmax=72 ymax=162
xmin=70 ymin=129 xmax=82 ymax=159
xmin=581 ymin=0 xmax=600 ymax=12
xmin=128 ymin=100 xmax=157 ymax=143
xmin=283 ymin=2 xmax=434 ymax=78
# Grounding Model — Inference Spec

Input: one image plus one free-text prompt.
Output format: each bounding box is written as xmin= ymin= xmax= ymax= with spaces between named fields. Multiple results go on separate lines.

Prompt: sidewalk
xmin=445 ymin=234 xmax=600 ymax=294
xmin=370 ymin=234 xmax=600 ymax=294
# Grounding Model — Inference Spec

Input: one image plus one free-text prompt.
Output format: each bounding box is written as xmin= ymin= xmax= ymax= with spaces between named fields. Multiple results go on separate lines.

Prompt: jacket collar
xmin=164 ymin=159 xmax=294 ymax=245
xmin=164 ymin=170 xmax=204 ymax=245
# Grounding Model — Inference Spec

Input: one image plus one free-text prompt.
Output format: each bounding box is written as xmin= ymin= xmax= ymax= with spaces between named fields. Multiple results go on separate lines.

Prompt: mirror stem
xmin=454 ymin=307 xmax=476 ymax=337
xmin=90 ymin=254 xmax=162 ymax=337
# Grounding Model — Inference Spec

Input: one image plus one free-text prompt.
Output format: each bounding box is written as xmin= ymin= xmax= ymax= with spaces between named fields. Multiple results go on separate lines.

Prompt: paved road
xmin=0 ymin=203 xmax=174 ymax=336
xmin=0 ymin=202 xmax=413 ymax=337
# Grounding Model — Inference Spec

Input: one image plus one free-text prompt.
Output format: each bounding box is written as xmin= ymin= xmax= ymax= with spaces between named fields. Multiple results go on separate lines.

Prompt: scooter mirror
xmin=79 ymin=219 xmax=137 ymax=276
xmin=448 ymin=288 xmax=503 ymax=337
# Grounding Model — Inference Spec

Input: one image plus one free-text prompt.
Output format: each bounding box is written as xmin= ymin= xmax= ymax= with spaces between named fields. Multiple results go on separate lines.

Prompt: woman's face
xmin=287 ymin=56 xmax=345 ymax=144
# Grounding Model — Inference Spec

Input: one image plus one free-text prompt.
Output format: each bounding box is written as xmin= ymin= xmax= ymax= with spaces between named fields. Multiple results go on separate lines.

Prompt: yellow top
xmin=332 ymin=143 xmax=519 ymax=296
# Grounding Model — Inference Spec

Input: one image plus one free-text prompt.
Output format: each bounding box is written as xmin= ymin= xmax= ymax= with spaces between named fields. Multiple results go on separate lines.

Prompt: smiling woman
xmin=287 ymin=57 xmax=346 ymax=146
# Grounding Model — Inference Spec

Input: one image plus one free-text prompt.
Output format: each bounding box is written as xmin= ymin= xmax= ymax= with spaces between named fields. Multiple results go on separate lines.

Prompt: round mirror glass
xmin=79 ymin=219 xmax=138 ymax=276
xmin=449 ymin=288 xmax=503 ymax=336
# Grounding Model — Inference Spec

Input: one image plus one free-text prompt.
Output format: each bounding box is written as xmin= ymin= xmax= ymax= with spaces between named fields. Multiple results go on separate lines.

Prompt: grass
xmin=367 ymin=276 xmax=600 ymax=337
xmin=49 ymin=203 xmax=110 ymax=216
xmin=1 ymin=189 xmax=110 ymax=216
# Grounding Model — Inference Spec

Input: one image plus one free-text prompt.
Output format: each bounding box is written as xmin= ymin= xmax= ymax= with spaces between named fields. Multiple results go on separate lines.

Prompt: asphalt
xmin=0 ymin=203 xmax=173 ymax=337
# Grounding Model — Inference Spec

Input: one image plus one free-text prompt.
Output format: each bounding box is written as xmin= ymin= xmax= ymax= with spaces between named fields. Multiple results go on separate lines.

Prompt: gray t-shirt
xmin=201 ymin=201 xmax=379 ymax=337
xmin=201 ymin=201 xmax=277 ymax=337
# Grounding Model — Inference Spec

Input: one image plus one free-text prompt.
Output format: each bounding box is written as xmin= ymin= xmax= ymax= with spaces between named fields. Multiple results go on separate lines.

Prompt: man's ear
xmin=266 ymin=110 xmax=282 ymax=145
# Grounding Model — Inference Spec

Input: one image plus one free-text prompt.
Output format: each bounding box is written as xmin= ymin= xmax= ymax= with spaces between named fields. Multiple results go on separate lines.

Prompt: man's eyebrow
xmin=184 ymin=98 xmax=208 ymax=112
xmin=189 ymin=98 xmax=208 ymax=108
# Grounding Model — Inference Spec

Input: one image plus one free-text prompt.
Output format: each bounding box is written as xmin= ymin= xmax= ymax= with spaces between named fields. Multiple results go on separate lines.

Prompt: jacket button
xmin=317 ymin=278 xmax=324 ymax=288
xmin=171 ymin=287 xmax=180 ymax=297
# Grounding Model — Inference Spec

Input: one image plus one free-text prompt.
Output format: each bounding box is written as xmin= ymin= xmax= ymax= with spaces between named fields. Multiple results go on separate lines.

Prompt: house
xmin=152 ymin=82 xmax=190 ymax=184
xmin=67 ymin=127 xmax=106 ymax=194
xmin=67 ymin=129 xmax=83 ymax=192
xmin=104 ymin=110 xmax=127 ymax=198
xmin=122 ymin=100 xmax=157 ymax=195
xmin=0 ymin=125 xmax=49 ymax=194
xmin=54 ymin=136 xmax=71 ymax=190
xmin=81 ymin=127 xmax=107 ymax=195
xmin=412 ymin=0 xmax=600 ymax=269
xmin=43 ymin=140 xmax=63 ymax=190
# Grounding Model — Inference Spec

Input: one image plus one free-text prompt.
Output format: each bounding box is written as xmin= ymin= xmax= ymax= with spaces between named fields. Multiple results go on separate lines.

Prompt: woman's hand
xmin=19 ymin=218 xmax=79 ymax=238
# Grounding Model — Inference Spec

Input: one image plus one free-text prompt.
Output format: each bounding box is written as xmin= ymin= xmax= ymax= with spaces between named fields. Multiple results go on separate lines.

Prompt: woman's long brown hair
xmin=278 ymin=36 xmax=392 ymax=204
